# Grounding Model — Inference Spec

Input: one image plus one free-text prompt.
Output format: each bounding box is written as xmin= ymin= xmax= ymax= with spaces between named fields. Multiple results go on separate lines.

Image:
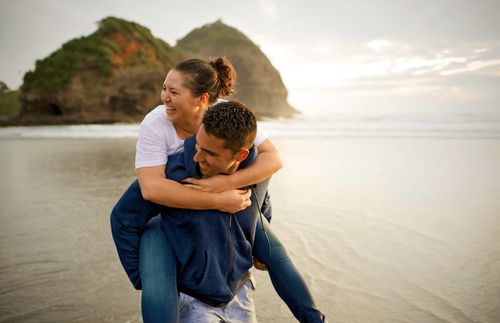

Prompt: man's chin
xmin=199 ymin=165 xmax=211 ymax=177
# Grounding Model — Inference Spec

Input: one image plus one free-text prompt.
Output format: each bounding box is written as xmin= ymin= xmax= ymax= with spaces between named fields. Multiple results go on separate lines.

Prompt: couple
xmin=111 ymin=57 xmax=327 ymax=322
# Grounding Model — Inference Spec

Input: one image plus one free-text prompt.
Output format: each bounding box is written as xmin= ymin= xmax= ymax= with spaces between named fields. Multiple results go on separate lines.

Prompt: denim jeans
xmin=253 ymin=217 xmax=324 ymax=322
xmin=139 ymin=216 xmax=178 ymax=323
xmin=252 ymin=181 xmax=325 ymax=323
xmin=139 ymin=180 xmax=325 ymax=323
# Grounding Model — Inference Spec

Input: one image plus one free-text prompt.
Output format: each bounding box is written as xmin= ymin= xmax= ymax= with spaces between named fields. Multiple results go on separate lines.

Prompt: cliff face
xmin=18 ymin=17 xmax=184 ymax=124
xmin=11 ymin=17 xmax=296 ymax=125
xmin=175 ymin=20 xmax=298 ymax=118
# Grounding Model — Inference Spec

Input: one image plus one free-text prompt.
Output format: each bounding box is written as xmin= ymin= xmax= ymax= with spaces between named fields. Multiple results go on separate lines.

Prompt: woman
xmin=116 ymin=57 xmax=326 ymax=322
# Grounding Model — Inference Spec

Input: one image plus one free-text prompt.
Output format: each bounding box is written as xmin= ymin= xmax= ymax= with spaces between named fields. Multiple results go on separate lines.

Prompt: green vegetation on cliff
xmin=22 ymin=17 xmax=178 ymax=94
xmin=0 ymin=90 xmax=21 ymax=117
xmin=176 ymin=20 xmax=252 ymax=54
xmin=8 ymin=17 xmax=295 ymax=125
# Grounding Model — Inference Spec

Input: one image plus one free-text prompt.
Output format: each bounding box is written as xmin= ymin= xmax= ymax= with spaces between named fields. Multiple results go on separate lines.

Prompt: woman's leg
xmin=139 ymin=216 xmax=179 ymax=323
xmin=252 ymin=181 xmax=325 ymax=323
xmin=254 ymin=219 xmax=325 ymax=323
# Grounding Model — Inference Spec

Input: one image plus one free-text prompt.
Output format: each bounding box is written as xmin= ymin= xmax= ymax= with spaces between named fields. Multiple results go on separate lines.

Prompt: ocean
xmin=1 ymin=114 xmax=500 ymax=322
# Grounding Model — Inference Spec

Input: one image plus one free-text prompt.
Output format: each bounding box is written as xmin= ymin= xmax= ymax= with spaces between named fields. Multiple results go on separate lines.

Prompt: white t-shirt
xmin=135 ymin=105 xmax=268 ymax=169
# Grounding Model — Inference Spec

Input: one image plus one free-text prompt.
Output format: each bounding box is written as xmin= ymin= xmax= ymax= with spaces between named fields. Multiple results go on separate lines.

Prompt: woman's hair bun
xmin=209 ymin=56 xmax=237 ymax=97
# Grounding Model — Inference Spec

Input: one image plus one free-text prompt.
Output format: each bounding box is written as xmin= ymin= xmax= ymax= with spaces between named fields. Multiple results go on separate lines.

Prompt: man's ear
xmin=235 ymin=149 xmax=250 ymax=162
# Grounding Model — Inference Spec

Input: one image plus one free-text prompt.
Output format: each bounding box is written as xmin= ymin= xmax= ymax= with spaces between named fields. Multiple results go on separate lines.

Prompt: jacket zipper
xmin=227 ymin=213 xmax=234 ymax=289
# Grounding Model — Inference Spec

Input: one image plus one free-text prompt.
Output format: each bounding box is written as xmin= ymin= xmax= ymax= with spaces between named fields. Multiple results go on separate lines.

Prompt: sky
xmin=1 ymin=0 xmax=500 ymax=115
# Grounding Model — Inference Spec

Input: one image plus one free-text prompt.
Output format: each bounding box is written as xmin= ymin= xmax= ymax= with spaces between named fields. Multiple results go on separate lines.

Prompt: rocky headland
xmin=2 ymin=17 xmax=297 ymax=126
xmin=175 ymin=20 xmax=297 ymax=118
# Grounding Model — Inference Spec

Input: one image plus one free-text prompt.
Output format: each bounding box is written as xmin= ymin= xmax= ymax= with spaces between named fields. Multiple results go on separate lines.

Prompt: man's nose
xmin=193 ymin=149 xmax=203 ymax=162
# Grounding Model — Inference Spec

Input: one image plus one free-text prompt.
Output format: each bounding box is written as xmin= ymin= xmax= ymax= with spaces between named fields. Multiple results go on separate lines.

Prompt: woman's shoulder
xmin=141 ymin=105 xmax=172 ymax=128
xmin=142 ymin=105 xmax=165 ymax=121
xmin=137 ymin=105 xmax=179 ymax=155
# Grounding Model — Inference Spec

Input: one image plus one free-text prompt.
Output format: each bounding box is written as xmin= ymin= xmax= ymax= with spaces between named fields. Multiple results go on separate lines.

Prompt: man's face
xmin=193 ymin=125 xmax=241 ymax=178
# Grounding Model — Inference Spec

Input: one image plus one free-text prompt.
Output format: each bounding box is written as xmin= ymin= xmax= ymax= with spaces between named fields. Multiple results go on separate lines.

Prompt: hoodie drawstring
xmin=250 ymin=187 xmax=272 ymax=258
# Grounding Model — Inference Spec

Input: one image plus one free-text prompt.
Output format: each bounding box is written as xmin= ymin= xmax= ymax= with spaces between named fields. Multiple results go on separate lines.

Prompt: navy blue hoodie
xmin=161 ymin=136 xmax=259 ymax=305
xmin=110 ymin=136 xmax=268 ymax=305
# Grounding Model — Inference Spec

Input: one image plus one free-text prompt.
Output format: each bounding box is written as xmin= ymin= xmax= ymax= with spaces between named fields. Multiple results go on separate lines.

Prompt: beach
xmin=1 ymin=117 xmax=500 ymax=322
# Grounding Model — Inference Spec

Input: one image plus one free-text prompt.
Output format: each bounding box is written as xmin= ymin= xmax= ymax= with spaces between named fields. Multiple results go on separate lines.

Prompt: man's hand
xmin=214 ymin=189 xmax=252 ymax=213
xmin=253 ymin=258 xmax=268 ymax=271
xmin=182 ymin=175 xmax=231 ymax=193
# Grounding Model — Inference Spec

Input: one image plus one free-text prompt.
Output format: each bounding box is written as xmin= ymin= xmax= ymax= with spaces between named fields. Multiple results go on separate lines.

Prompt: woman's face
xmin=160 ymin=69 xmax=206 ymax=124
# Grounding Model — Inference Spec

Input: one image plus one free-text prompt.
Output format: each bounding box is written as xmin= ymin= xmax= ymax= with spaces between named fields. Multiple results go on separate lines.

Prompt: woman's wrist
xmin=221 ymin=175 xmax=233 ymax=190
xmin=212 ymin=191 xmax=224 ymax=209
xmin=212 ymin=190 xmax=233 ymax=211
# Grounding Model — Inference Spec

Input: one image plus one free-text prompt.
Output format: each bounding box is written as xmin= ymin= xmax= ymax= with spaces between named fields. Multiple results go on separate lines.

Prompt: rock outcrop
xmin=16 ymin=17 xmax=183 ymax=125
xmin=176 ymin=20 xmax=298 ymax=118
xmin=8 ymin=17 xmax=297 ymax=125
xmin=0 ymin=81 xmax=9 ymax=94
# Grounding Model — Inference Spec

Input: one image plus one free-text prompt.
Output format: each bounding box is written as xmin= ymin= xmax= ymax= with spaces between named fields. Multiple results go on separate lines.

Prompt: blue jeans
xmin=139 ymin=182 xmax=325 ymax=323
xmin=140 ymin=216 xmax=178 ymax=323
xmin=253 ymin=218 xmax=324 ymax=322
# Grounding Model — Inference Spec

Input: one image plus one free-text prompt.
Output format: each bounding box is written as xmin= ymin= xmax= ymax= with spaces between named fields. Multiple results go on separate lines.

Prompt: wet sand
xmin=1 ymin=137 xmax=500 ymax=322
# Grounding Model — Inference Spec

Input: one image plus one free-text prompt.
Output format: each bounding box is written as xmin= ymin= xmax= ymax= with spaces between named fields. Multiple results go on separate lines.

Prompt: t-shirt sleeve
xmin=254 ymin=125 xmax=268 ymax=147
xmin=135 ymin=118 xmax=168 ymax=169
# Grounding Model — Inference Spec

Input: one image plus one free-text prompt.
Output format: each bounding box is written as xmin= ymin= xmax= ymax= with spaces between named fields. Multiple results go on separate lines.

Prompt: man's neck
xmin=200 ymin=163 xmax=240 ymax=179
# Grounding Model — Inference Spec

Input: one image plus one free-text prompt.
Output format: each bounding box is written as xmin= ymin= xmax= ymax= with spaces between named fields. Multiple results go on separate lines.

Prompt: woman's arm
xmin=182 ymin=138 xmax=283 ymax=192
xmin=137 ymin=165 xmax=251 ymax=213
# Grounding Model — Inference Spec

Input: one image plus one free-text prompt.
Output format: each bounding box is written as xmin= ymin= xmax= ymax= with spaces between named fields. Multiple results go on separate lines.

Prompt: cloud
xmin=266 ymin=37 xmax=500 ymax=82
xmin=259 ymin=36 xmax=500 ymax=114
xmin=259 ymin=0 xmax=277 ymax=18
xmin=366 ymin=39 xmax=391 ymax=52
xmin=440 ymin=59 xmax=500 ymax=76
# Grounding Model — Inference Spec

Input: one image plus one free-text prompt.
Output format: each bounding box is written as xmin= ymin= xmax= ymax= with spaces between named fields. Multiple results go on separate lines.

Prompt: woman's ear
xmin=198 ymin=93 xmax=210 ymax=107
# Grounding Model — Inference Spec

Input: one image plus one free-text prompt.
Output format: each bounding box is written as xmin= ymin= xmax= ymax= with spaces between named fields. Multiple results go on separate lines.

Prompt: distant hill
xmin=4 ymin=17 xmax=296 ymax=126
xmin=14 ymin=17 xmax=183 ymax=125
xmin=176 ymin=20 xmax=298 ymax=118
xmin=0 ymin=81 xmax=21 ymax=119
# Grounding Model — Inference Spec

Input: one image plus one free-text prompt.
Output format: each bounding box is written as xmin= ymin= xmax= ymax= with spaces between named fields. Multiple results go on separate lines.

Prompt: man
xmin=161 ymin=101 xmax=262 ymax=321
xmin=111 ymin=101 xmax=327 ymax=323
xmin=112 ymin=101 xmax=265 ymax=322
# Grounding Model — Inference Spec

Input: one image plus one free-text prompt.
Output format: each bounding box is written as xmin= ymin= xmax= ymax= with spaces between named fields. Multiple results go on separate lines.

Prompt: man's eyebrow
xmin=195 ymin=140 xmax=219 ymax=156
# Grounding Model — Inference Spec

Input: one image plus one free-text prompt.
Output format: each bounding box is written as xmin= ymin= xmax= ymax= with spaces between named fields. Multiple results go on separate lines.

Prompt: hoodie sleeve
xmin=110 ymin=179 xmax=161 ymax=290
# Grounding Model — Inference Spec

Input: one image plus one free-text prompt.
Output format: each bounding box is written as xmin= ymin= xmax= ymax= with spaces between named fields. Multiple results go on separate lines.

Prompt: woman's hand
xmin=214 ymin=188 xmax=252 ymax=213
xmin=182 ymin=174 xmax=232 ymax=193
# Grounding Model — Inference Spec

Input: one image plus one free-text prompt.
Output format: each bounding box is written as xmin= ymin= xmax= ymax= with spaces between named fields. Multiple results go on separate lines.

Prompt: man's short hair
xmin=202 ymin=100 xmax=257 ymax=153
